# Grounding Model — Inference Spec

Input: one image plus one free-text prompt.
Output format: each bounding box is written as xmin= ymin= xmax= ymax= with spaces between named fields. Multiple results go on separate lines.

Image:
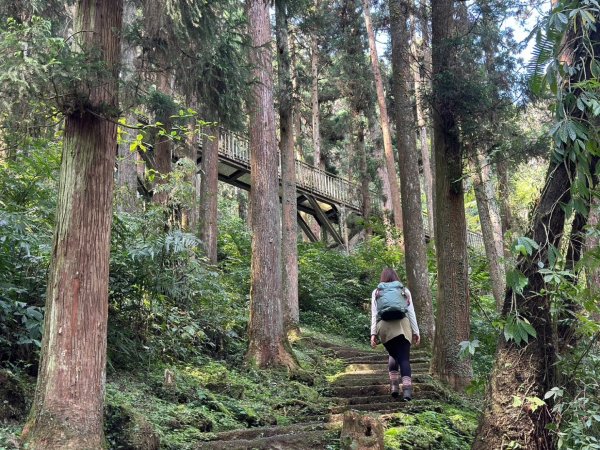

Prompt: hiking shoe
xmin=391 ymin=380 xmax=400 ymax=398
xmin=402 ymin=387 xmax=412 ymax=401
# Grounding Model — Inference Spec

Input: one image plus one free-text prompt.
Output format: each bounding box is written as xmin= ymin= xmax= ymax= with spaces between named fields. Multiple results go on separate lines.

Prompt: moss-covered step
xmin=329 ymin=398 xmax=437 ymax=415
xmin=194 ymin=429 xmax=339 ymax=449
xmin=328 ymin=382 xmax=441 ymax=398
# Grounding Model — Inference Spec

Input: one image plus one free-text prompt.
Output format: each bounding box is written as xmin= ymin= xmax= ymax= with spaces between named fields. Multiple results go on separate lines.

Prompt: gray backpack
xmin=375 ymin=281 xmax=408 ymax=321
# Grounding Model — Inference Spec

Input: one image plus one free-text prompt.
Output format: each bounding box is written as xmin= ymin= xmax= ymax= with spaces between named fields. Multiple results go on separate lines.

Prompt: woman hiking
xmin=370 ymin=267 xmax=420 ymax=401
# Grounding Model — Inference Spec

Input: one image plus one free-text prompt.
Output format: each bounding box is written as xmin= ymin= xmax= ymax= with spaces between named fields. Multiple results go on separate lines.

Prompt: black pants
xmin=383 ymin=334 xmax=411 ymax=377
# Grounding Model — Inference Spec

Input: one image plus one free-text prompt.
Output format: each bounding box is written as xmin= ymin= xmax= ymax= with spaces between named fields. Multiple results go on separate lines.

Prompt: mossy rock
xmin=104 ymin=404 xmax=160 ymax=450
xmin=0 ymin=369 xmax=32 ymax=421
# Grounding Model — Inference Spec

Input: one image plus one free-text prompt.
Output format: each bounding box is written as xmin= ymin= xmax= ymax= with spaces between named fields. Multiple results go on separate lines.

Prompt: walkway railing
xmin=218 ymin=128 xmax=362 ymax=210
xmin=216 ymin=128 xmax=484 ymax=250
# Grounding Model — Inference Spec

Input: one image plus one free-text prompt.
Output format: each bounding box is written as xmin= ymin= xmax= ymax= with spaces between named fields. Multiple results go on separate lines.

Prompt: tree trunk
xmin=290 ymin=25 xmax=303 ymax=158
xmin=309 ymin=0 xmax=322 ymax=240
xmin=362 ymin=0 xmax=403 ymax=231
xmin=388 ymin=0 xmax=435 ymax=346
xmin=473 ymin=160 xmax=575 ymax=450
xmin=181 ymin=106 xmax=199 ymax=232
xmin=199 ymin=125 xmax=219 ymax=264
xmin=22 ymin=1 xmax=123 ymax=447
xmin=276 ymin=0 xmax=300 ymax=334
xmin=473 ymin=150 xmax=506 ymax=311
xmin=238 ymin=188 xmax=248 ymax=222
xmin=245 ymin=0 xmax=296 ymax=369
xmin=413 ymin=48 xmax=434 ymax=240
xmin=355 ymin=112 xmax=371 ymax=232
xmin=429 ymin=0 xmax=472 ymax=390
xmin=496 ymin=158 xmax=513 ymax=236
xmin=116 ymin=1 xmax=139 ymax=213
xmin=310 ymin=0 xmax=321 ymax=170
xmin=152 ymin=71 xmax=173 ymax=206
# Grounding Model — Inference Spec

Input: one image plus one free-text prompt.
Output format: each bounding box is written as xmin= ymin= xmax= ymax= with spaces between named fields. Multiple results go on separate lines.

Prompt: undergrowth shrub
xmin=0 ymin=139 xmax=59 ymax=367
xmin=108 ymin=209 xmax=247 ymax=369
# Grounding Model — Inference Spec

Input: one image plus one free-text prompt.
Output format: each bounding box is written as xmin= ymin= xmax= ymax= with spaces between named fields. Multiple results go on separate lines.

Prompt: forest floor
xmin=0 ymin=329 xmax=480 ymax=449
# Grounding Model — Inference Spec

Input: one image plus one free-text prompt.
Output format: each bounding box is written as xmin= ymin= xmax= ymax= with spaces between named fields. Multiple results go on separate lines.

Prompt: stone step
xmin=195 ymin=429 xmax=337 ymax=449
xmin=329 ymin=399 xmax=432 ymax=415
xmin=343 ymin=362 xmax=430 ymax=375
xmin=328 ymin=382 xmax=439 ymax=398
xmin=343 ymin=352 xmax=429 ymax=363
xmin=330 ymin=389 xmax=442 ymax=406
xmin=195 ymin=422 xmax=333 ymax=443
xmin=344 ymin=357 xmax=429 ymax=370
xmin=331 ymin=373 xmax=433 ymax=387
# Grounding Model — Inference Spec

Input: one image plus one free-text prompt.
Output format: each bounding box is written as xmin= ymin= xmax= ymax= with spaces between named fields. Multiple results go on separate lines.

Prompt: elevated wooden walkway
xmin=196 ymin=128 xmax=484 ymax=249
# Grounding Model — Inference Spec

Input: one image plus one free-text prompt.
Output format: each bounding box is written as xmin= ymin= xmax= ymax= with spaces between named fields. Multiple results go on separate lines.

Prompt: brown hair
xmin=380 ymin=268 xmax=400 ymax=283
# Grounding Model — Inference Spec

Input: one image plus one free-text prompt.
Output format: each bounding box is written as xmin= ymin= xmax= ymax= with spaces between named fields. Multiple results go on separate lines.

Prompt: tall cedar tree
xmin=275 ymin=0 xmax=300 ymax=332
xmin=245 ymin=0 xmax=296 ymax=368
xmin=362 ymin=0 xmax=404 ymax=230
xmin=429 ymin=0 xmax=472 ymax=389
xmin=21 ymin=0 xmax=123 ymax=447
xmin=389 ymin=0 xmax=435 ymax=346
xmin=473 ymin=2 xmax=600 ymax=447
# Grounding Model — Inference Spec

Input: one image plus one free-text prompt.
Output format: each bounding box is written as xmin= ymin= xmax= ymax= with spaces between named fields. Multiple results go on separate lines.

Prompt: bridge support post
xmin=306 ymin=195 xmax=343 ymax=245
xmin=297 ymin=213 xmax=318 ymax=242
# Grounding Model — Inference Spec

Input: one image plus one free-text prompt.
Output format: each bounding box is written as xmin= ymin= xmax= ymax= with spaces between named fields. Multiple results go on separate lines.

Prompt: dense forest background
xmin=0 ymin=0 xmax=599 ymax=449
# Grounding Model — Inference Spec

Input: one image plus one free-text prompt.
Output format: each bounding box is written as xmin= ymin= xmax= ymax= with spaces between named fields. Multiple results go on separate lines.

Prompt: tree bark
xmin=473 ymin=150 xmax=506 ymax=311
xmin=199 ymin=125 xmax=219 ymax=264
xmin=22 ymin=1 xmax=123 ymax=448
xmin=389 ymin=0 xmax=435 ymax=346
xmin=362 ymin=0 xmax=403 ymax=231
xmin=496 ymin=158 xmax=514 ymax=236
xmin=181 ymin=105 xmax=199 ymax=232
xmin=276 ymin=0 xmax=300 ymax=334
xmin=152 ymin=71 xmax=173 ymax=206
xmin=429 ymin=0 xmax=472 ymax=390
xmin=355 ymin=112 xmax=372 ymax=232
xmin=245 ymin=0 xmax=296 ymax=368
xmin=310 ymin=0 xmax=322 ymax=170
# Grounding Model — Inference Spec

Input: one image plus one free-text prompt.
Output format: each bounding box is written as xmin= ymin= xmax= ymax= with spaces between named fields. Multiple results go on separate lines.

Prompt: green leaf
xmin=512 ymin=396 xmax=523 ymax=408
xmin=526 ymin=396 xmax=546 ymax=412
xmin=507 ymin=270 xmax=528 ymax=295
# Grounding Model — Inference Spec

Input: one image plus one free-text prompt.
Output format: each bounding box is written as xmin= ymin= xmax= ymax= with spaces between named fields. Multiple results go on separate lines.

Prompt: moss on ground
xmin=383 ymin=405 xmax=479 ymax=450
xmin=0 ymin=329 xmax=481 ymax=450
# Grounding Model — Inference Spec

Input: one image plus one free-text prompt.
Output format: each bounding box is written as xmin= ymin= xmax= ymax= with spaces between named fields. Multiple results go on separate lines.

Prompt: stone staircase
xmin=195 ymin=340 xmax=439 ymax=449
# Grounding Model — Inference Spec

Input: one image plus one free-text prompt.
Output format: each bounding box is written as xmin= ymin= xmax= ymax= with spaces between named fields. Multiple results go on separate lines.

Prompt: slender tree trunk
xmin=473 ymin=150 xmax=506 ymax=311
xmin=311 ymin=0 xmax=321 ymax=170
xmin=496 ymin=158 xmax=513 ymax=236
xmin=276 ymin=0 xmax=300 ymax=334
xmin=199 ymin=125 xmax=219 ymax=264
xmin=152 ymin=71 xmax=173 ymax=206
xmin=309 ymin=0 xmax=322 ymax=240
xmin=22 ymin=1 xmax=123 ymax=447
xmin=389 ymin=0 xmax=435 ymax=346
xmin=354 ymin=112 xmax=371 ymax=231
xmin=238 ymin=188 xmax=248 ymax=222
xmin=116 ymin=1 xmax=139 ymax=213
xmin=245 ymin=0 xmax=296 ymax=369
xmin=413 ymin=48 xmax=434 ymax=240
xmin=362 ymin=0 xmax=403 ymax=231
xmin=429 ymin=0 xmax=472 ymax=390
xmin=290 ymin=25 xmax=303 ymax=158
xmin=181 ymin=102 xmax=199 ymax=232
